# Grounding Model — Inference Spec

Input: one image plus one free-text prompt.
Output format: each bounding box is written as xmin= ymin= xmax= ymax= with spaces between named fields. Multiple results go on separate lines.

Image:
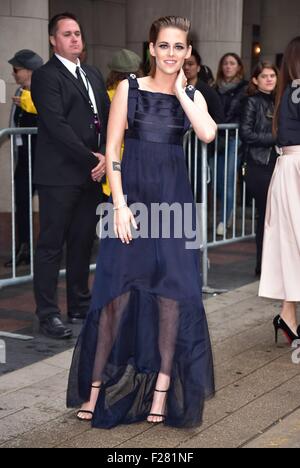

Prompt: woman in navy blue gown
xmin=67 ymin=16 xmax=216 ymax=429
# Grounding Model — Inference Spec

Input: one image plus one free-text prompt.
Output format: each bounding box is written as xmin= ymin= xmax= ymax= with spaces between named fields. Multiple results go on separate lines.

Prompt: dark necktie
xmin=76 ymin=66 xmax=89 ymax=96
xmin=76 ymin=66 xmax=101 ymax=135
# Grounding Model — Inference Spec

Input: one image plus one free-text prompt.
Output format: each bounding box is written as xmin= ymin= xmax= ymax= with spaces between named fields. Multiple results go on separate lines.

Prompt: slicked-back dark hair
xmin=149 ymin=16 xmax=191 ymax=78
xmin=48 ymin=12 xmax=82 ymax=37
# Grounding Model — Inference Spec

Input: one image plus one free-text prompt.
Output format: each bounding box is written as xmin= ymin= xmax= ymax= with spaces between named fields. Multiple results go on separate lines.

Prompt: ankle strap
xmin=155 ymin=388 xmax=168 ymax=393
xmin=92 ymin=384 xmax=101 ymax=389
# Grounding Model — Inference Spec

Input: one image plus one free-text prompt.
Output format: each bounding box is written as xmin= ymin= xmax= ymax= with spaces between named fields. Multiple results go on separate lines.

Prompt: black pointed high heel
xmin=76 ymin=384 xmax=101 ymax=422
xmin=147 ymin=388 xmax=168 ymax=424
xmin=273 ymin=315 xmax=300 ymax=345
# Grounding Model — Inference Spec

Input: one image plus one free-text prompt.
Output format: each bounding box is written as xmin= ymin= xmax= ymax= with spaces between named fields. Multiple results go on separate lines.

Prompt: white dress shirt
xmin=55 ymin=53 xmax=99 ymax=116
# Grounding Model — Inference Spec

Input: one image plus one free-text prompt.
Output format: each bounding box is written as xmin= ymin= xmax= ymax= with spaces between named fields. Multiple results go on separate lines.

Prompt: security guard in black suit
xmin=31 ymin=13 xmax=110 ymax=339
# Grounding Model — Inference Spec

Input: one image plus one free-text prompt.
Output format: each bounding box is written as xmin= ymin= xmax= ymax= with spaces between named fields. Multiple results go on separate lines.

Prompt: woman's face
xmin=150 ymin=27 xmax=192 ymax=76
xmin=253 ymin=68 xmax=277 ymax=93
xmin=183 ymin=55 xmax=200 ymax=81
xmin=222 ymin=55 xmax=241 ymax=81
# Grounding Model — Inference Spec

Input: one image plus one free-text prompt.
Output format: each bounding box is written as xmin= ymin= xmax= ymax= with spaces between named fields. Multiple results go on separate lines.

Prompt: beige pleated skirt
xmin=259 ymin=146 xmax=300 ymax=301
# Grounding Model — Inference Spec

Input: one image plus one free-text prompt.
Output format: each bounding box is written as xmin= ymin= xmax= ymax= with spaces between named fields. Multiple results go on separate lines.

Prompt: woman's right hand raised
xmin=114 ymin=206 xmax=138 ymax=244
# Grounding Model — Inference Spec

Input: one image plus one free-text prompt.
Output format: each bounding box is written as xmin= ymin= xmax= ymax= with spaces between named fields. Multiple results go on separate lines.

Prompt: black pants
xmin=34 ymin=181 xmax=102 ymax=322
xmin=15 ymin=147 xmax=35 ymax=245
xmin=245 ymin=163 xmax=274 ymax=271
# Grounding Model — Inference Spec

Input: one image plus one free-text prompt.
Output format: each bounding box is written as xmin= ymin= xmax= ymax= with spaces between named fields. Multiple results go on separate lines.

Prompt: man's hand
xmin=12 ymin=96 xmax=21 ymax=107
xmin=91 ymin=153 xmax=106 ymax=182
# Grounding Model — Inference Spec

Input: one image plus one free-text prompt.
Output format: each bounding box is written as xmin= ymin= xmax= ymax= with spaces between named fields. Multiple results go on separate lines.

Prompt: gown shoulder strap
xmin=184 ymin=85 xmax=197 ymax=132
xmin=127 ymin=74 xmax=139 ymax=127
xmin=185 ymin=84 xmax=196 ymax=101
xmin=128 ymin=73 xmax=139 ymax=89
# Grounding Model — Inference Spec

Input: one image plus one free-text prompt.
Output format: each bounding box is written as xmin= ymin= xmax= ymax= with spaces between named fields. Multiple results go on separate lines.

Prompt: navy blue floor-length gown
xmin=67 ymin=75 xmax=215 ymax=429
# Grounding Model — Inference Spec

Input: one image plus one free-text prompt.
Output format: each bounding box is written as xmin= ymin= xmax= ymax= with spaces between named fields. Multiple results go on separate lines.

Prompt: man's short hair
xmin=48 ymin=12 xmax=82 ymax=37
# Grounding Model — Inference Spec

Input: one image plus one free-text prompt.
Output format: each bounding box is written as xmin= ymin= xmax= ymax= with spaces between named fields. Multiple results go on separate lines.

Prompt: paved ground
xmin=0 ymin=281 xmax=300 ymax=448
xmin=1 ymin=239 xmax=300 ymax=448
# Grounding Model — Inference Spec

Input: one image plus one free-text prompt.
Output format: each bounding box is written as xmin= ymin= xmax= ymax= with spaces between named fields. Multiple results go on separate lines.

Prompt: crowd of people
xmin=3 ymin=11 xmax=300 ymax=430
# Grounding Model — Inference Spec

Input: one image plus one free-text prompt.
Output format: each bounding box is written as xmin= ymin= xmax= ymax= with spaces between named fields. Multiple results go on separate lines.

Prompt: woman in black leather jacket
xmin=240 ymin=61 xmax=278 ymax=275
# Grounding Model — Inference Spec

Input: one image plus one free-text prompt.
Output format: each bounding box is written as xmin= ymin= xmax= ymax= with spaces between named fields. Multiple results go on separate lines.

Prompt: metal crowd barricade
xmin=0 ymin=128 xmax=37 ymax=290
xmin=184 ymin=125 xmax=256 ymax=292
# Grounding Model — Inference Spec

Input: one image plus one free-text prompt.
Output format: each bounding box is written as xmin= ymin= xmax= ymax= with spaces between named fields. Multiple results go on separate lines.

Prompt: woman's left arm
xmin=175 ymin=69 xmax=217 ymax=143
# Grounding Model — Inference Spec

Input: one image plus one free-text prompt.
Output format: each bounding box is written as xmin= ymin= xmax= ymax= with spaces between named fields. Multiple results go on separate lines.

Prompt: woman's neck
xmin=224 ymin=77 xmax=240 ymax=84
xmin=258 ymin=88 xmax=272 ymax=95
xmin=149 ymin=69 xmax=178 ymax=94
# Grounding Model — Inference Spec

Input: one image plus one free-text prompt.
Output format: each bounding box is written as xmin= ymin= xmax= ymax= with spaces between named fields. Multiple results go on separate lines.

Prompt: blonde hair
xmin=149 ymin=16 xmax=191 ymax=78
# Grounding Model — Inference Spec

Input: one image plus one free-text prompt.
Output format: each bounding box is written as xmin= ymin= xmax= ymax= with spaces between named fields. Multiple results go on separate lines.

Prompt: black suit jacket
xmin=31 ymin=55 xmax=110 ymax=185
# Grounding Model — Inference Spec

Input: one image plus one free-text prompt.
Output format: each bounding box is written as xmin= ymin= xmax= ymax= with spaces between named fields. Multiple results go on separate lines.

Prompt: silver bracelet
xmin=113 ymin=203 xmax=127 ymax=211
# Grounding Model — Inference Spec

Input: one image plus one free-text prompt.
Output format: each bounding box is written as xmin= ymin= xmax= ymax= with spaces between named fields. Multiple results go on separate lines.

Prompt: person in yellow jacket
xmin=11 ymin=88 xmax=37 ymax=114
xmin=102 ymin=49 xmax=143 ymax=196
xmin=4 ymin=50 xmax=43 ymax=268
xmin=19 ymin=88 xmax=37 ymax=114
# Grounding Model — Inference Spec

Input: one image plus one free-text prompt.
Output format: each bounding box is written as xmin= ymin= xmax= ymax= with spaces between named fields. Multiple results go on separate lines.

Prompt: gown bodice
xmin=125 ymin=74 xmax=195 ymax=146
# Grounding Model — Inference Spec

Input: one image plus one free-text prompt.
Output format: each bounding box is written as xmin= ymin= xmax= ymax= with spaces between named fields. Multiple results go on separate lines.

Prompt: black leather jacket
xmin=240 ymin=92 xmax=276 ymax=166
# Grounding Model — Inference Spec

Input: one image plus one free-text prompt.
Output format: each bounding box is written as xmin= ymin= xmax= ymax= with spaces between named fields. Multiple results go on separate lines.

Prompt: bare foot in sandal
xmin=77 ymin=382 xmax=101 ymax=421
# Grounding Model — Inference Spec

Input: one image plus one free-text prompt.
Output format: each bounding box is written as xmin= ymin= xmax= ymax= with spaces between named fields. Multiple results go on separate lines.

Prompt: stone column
xmin=191 ymin=0 xmax=244 ymax=75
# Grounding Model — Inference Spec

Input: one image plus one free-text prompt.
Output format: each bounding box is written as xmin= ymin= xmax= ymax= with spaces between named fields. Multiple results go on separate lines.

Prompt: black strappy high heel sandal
xmin=147 ymin=388 xmax=168 ymax=424
xmin=76 ymin=384 xmax=101 ymax=422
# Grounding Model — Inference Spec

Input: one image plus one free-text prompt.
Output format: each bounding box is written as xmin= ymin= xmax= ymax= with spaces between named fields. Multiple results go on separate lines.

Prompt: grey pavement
xmin=0 ymin=281 xmax=300 ymax=448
